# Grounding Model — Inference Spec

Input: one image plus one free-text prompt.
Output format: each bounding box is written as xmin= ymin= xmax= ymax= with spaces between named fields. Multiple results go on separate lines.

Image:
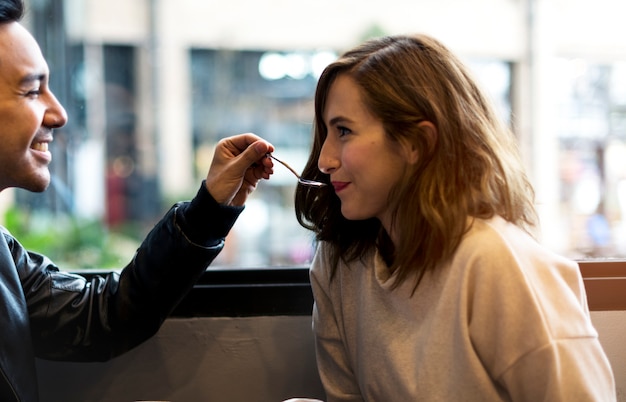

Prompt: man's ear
xmin=404 ymin=120 xmax=438 ymax=165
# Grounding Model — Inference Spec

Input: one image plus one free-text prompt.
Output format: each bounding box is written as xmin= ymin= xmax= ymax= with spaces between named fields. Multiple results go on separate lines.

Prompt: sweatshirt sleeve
xmin=463 ymin=222 xmax=616 ymax=401
xmin=310 ymin=244 xmax=365 ymax=402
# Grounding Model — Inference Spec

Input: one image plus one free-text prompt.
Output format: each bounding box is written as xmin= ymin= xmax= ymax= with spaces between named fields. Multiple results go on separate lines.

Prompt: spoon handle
xmin=267 ymin=154 xmax=301 ymax=178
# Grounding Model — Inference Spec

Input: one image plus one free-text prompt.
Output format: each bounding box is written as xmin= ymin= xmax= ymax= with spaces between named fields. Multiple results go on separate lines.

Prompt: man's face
xmin=0 ymin=22 xmax=67 ymax=192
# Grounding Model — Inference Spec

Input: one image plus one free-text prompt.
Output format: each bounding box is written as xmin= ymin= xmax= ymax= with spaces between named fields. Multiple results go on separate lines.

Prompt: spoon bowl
xmin=268 ymin=154 xmax=327 ymax=188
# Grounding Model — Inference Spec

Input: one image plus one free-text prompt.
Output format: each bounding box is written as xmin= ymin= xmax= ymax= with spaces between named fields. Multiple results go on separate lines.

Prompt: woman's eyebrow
xmin=327 ymin=116 xmax=352 ymax=126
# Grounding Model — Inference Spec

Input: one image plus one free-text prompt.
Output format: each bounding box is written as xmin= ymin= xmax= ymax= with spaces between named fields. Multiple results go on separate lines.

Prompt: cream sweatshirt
xmin=310 ymin=216 xmax=616 ymax=401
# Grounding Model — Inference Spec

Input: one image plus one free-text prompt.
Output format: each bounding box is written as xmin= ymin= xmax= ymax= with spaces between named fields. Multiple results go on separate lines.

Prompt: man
xmin=0 ymin=0 xmax=275 ymax=400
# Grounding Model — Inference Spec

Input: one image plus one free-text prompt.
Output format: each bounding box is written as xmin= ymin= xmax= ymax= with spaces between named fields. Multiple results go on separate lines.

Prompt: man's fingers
xmin=231 ymin=140 xmax=273 ymax=173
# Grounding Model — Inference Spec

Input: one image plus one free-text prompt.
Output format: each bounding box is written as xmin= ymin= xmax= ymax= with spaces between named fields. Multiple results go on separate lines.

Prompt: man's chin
xmin=32 ymin=182 xmax=51 ymax=193
xmin=23 ymin=175 xmax=51 ymax=193
xmin=30 ymin=186 xmax=48 ymax=193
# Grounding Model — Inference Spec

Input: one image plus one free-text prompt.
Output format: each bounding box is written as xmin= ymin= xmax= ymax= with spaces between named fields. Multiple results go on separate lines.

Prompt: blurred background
xmin=4 ymin=0 xmax=626 ymax=269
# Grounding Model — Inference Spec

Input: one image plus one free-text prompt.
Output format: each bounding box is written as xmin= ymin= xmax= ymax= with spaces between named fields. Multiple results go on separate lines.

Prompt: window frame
xmin=580 ymin=260 xmax=626 ymax=311
xmin=79 ymin=261 xmax=626 ymax=317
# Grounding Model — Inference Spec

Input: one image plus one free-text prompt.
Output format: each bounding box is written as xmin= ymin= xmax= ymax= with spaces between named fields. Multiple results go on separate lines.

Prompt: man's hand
xmin=205 ymin=133 xmax=274 ymax=206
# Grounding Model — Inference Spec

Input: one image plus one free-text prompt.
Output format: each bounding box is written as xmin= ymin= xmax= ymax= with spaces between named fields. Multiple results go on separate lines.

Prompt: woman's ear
xmin=404 ymin=120 xmax=438 ymax=165
xmin=419 ymin=120 xmax=438 ymax=154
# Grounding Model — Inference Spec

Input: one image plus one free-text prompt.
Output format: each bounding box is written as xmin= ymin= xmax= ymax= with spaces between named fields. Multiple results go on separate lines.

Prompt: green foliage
xmin=3 ymin=207 xmax=140 ymax=270
xmin=359 ymin=24 xmax=388 ymax=42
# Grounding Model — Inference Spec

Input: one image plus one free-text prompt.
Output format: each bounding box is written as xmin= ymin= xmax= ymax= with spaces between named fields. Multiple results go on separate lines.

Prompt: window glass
xmin=3 ymin=0 xmax=626 ymax=269
xmin=555 ymin=60 xmax=626 ymax=258
xmin=189 ymin=48 xmax=324 ymax=266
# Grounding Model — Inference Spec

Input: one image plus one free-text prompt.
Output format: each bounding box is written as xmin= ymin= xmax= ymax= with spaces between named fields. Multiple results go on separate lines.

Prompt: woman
xmin=295 ymin=34 xmax=615 ymax=401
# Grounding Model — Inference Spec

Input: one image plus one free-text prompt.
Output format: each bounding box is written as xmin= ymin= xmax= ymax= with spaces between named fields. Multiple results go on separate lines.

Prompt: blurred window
xmin=4 ymin=0 xmax=626 ymax=269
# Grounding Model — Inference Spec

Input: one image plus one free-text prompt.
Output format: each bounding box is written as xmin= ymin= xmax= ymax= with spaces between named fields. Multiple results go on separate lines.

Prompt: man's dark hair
xmin=0 ymin=0 xmax=23 ymax=23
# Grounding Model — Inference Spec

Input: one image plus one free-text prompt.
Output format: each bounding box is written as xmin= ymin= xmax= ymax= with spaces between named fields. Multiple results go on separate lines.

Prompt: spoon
xmin=267 ymin=154 xmax=327 ymax=188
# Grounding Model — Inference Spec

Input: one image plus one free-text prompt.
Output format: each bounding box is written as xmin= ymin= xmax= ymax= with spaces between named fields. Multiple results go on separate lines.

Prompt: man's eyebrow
xmin=19 ymin=73 xmax=45 ymax=85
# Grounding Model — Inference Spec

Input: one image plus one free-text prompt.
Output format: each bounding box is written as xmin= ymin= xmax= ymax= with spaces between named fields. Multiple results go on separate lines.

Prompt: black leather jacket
xmin=0 ymin=183 xmax=242 ymax=402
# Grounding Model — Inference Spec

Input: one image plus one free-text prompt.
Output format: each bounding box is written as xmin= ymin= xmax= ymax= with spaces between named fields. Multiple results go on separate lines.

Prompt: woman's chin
xmin=340 ymin=208 xmax=370 ymax=221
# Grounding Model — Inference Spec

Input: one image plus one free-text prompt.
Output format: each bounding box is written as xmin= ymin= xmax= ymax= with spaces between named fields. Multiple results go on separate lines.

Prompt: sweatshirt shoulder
xmin=453 ymin=217 xmax=581 ymax=289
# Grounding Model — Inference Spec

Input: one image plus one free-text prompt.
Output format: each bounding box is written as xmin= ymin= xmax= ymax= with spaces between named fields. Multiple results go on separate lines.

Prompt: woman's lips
xmin=332 ymin=181 xmax=349 ymax=192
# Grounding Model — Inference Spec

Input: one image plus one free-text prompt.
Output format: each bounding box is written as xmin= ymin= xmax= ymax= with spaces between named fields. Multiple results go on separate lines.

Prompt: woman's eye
xmin=337 ymin=126 xmax=351 ymax=137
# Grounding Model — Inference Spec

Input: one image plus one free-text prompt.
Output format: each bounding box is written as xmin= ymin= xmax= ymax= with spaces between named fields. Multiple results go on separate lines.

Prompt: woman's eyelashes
xmin=337 ymin=125 xmax=351 ymax=137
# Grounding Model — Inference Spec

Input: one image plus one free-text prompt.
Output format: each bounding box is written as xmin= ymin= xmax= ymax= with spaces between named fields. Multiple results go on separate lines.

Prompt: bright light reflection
xmin=258 ymin=52 xmax=286 ymax=80
xmin=259 ymin=50 xmax=337 ymax=80
xmin=284 ymin=53 xmax=308 ymax=79
xmin=312 ymin=50 xmax=337 ymax=78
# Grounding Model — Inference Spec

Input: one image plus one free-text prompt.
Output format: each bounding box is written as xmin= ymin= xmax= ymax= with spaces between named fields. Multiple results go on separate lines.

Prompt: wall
xmin=37 ymin=316 xmax=324 ymax=402
xmin=593 ymin=311 xmax=626 ymax=401
xmin=36 ymin=311 xmax=624 ymax=402
xmin=35 ymin=265 xmax=625 ymax=401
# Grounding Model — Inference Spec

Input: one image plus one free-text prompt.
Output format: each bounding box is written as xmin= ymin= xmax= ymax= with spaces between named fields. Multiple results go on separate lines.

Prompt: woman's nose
xmin=318 ymin=140 xmax=339 ymax=174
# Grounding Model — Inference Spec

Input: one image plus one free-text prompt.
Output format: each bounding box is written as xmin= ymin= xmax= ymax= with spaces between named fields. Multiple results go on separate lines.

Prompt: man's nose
xmin=45 ymin=91 xmax=68 ymax=128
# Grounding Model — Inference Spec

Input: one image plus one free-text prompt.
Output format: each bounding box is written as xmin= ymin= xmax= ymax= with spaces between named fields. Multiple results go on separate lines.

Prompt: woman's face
xmin=319 ymin=74 xmax=414 ymax=233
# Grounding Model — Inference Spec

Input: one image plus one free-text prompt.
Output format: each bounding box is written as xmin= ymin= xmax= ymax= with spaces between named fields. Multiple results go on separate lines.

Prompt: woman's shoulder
xmin=454 ymin=216 xmax=580 ymax=284
xmin=461 ymin=216 xmax=542 ymax=254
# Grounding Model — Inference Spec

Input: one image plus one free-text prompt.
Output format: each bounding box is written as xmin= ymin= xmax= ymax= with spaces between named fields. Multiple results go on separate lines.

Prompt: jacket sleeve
xmin=17 ymin=182 xmax=242 ymax=361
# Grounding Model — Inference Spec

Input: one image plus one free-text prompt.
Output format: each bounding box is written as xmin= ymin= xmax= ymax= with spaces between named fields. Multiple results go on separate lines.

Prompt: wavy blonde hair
xmin=295 ymin=34 xmax=537 ymax=290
